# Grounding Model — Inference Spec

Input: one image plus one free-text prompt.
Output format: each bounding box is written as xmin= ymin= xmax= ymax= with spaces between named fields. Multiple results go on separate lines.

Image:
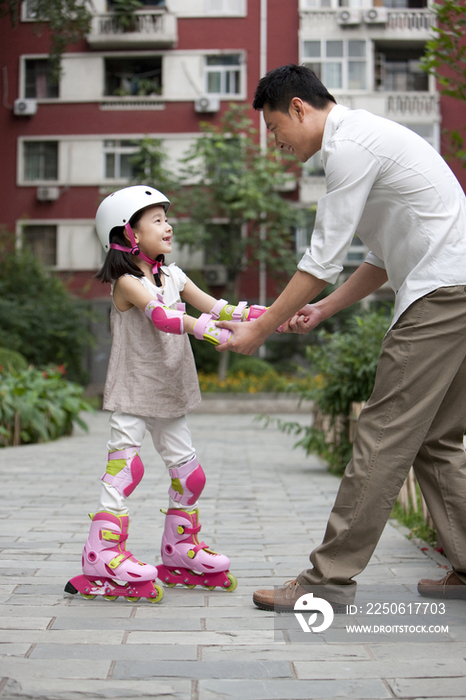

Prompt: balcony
xmin=87 ymin=10 xmax=177 ymax=49
xmin=300 ymin=8 xmax=435 ymax=41
xmin=334 ymin=92 xmax=439 ymax=121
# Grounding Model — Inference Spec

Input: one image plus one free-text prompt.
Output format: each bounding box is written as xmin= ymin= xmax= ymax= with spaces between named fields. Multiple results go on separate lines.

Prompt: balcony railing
xmin=386 ymin=92 xmax=439 ymax=117
xmin=386 ymin=10 xmax=433 ymax=31
xmin=300 ymin=8 xmax=435 ymax=37
xmin=334 ymin=92 xmax=439 ymax=120
xmin=87 ymin=11 xmax=177 ymax=49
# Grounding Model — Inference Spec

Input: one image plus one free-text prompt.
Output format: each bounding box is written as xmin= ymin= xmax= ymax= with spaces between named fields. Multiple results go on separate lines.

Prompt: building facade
xmin=0 ymin=0 xmax=464 ymax=383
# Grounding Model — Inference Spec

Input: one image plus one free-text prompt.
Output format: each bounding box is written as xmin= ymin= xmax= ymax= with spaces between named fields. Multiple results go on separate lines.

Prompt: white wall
xmin=57 ymin=222 xmax=102 ymax=271
xmin=60 ymin=56 xmax=103 ymax=101
xmin=163 ymin=54 xmax=204 ymax=100
xmin=167 ymin=0 xmax=246 ymax=17
xmin=18 ymin=135 xmax=199 ymax=186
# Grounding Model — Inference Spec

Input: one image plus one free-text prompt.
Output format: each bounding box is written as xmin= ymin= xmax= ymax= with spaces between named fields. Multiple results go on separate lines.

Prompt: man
xmin=216 ymin=64 xmax=466 ymax=611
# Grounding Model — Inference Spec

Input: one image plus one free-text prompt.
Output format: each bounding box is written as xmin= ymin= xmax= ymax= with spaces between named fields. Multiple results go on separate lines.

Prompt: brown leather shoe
xmin=418 ymin=570 xmax=466 ymax=599
xmin=252 ymin=579 xmax=346 ymax=613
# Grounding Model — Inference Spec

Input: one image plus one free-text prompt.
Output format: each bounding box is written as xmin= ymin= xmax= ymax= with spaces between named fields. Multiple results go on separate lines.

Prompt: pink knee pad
xmin=168 ymin=457 xmax=206 ymax=507
xmin=102 ymin=447 xmax=145 ymax=498
xmin=144 ymin=299 xmax=184 ymax=335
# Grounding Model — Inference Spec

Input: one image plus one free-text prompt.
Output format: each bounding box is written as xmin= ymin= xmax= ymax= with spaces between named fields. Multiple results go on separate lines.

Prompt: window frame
xmin=21 ymin=140 xmax=59 ymax=183
xmin=18 ymin=223 xmax=58 ymax=267
xmin=204 ymin=53 xmax=244 ymax=97
xmin=104 ymin=55 xmax=163 ymax=98
xmin=302 ymin=38 xmax=369 ymax=92
xmin=103 ymin=139 xmax=141 ymax=182
xmin=24 ymin=58 xmax=59 ymax=99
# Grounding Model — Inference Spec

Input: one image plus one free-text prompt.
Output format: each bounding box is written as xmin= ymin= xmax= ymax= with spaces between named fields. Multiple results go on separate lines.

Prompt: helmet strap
xmin=110 ymin=223 xmax=162 ymax=275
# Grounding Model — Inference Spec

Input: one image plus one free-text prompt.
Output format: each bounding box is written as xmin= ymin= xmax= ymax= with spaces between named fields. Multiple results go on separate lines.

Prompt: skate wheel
xmin=163 ymin=581 xmax=176 ymax=588
xmin=103 ymin=595 xmax=118 ymax=601
xmin=224 ymin=573 xmax=238 ymax=592
xmin=203 ymin=585 xmax=216 ymax=591
xmin=182 ymin=584 xmax=196 ymax=589
xmin=125 ymin=596 xmax=140 ymax=603
xmin=80 ymin=593 xmax=96 ymax=600
xmin=147 ymin=584 xmax=164 ymax=604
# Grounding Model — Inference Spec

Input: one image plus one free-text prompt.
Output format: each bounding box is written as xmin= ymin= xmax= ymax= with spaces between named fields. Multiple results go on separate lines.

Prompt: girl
xmin=66 ymin=185 xmax=264 ymax=603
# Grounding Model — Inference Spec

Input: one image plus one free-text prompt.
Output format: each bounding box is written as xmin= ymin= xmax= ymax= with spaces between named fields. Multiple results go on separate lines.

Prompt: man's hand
xmin=215 ymin=320 xmax=267 ymax=355
xmin=281 ymin=304 xmax=323 ymax=334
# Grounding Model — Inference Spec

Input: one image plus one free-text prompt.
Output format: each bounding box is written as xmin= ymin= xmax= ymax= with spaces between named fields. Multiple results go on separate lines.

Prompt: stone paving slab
xmin=1 ymin=409 xmax=466 ymax=700
xmin=196 ymin=678 xmax=392 ymax=699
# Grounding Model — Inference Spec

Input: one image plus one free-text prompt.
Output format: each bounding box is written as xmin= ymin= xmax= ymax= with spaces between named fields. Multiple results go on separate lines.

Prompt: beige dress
xmin=103 ymin=264 xmax=201 ymax=419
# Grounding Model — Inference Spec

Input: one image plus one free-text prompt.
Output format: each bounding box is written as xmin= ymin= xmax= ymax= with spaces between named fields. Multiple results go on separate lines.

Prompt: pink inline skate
xmin=157 ymin=508 xmax=237 ymax=591
xmin=65 ymin=511 xmax=163 ymax=603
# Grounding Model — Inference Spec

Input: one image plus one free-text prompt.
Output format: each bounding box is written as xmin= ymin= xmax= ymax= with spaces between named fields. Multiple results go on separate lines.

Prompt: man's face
xmin=263 ymin=100 xmax=326 ymax=163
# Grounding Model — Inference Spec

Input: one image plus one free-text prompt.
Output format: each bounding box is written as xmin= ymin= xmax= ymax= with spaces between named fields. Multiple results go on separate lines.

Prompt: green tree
xmin=0 ymin=248 xmax=95 ymax=384
xmin=422 ymin=0 xmax=466 ymax=164
xmin=174 ymin=104 xmax=304 ymax=300
xmin=267 ymin=307 xmax=393 ymax=474
xmin=130 ymin=137 xmax=180 ymax=196
xmin=0 ymin=0 xmax=93 ymax=75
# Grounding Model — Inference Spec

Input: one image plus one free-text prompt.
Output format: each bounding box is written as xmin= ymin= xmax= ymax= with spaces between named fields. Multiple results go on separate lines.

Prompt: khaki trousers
xmin=298 ymin=286 xmax=466 ymax=601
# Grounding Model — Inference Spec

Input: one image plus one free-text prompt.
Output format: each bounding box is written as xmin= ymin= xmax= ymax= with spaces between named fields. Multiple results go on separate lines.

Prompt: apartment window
xmin=375 ymin=48 xmax=428 ymax=92
xmin=104 ymin=140 xmax=139 ymax=180
xmin=302 ymin=0 xmax=366 ymax=6
xmin=108 ymin=0 xmax=166 ymax=6
xmin=25 ymin=59 xmax=59 ymax=98
xmin=104 ymin=57 xmax=162 ymax=97
xmin=383 ymin=0 xmax=428 ymax=7
xmin=302 ymin=0 xmax=332 ymax=6
xmin=303 ymin=40 xmax=367 ymax=90
xmin=24 ymin=142 xmax=58 ymax=181
xmin=206 ymin=55 xmax=241 ymax=95
xmin=22 ymin=0 xmax=39 ymax=19
xmin=205 ymin=0 xmax=244 ymax=11
xmin=22 ymin=225 xmax=57 ymax=266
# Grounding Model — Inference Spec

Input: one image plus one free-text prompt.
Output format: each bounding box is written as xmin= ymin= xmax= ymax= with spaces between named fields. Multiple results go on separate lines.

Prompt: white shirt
xmin=298 ymin=104 xmax=466 ymax=326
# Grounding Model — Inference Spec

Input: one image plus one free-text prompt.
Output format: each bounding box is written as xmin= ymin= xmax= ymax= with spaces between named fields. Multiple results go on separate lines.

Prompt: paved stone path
xmin=1 ymin=407 xmax=465 ymax=699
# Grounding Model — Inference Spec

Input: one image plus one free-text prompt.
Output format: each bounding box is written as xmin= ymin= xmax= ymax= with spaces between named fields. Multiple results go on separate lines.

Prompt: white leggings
xmin=99 ymin=411 xmax=196 ymax=515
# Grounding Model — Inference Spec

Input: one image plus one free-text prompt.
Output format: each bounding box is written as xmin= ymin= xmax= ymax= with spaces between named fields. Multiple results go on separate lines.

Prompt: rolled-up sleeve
xmin=365 ymin=251 xmax=386 ymax=269
xmin=298 ymin=139 xmax=381 ymax=283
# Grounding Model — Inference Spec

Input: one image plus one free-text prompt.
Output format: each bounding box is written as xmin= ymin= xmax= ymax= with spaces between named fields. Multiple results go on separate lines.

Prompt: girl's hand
xmin=281 ymin=304 xmax=323 ymax=334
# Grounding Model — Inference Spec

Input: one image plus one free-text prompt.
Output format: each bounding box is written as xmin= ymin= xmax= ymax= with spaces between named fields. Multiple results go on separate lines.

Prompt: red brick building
xmin=1 ymin=1 xmax=465 ymax=385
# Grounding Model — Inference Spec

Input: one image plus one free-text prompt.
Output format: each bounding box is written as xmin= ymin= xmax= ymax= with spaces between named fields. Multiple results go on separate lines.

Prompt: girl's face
xmin=132 ymin=205 xmax=172 ymax=259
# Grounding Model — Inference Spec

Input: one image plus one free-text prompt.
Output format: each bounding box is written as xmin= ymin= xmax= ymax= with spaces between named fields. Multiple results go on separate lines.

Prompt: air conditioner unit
xmin=195 ymin=96 xmax=220 ymax=113
xmin=14 ymin=98 xmax=37 ymax=116
xmin=203 ymin=264 xmax=227 ymax=286
xmin=37 ymin=186 xmax=60 ymax=202
xmin=337 ymin=9 xmax=362 ymax=25
xmin=364 ymin=7 xmax=388 ymax=24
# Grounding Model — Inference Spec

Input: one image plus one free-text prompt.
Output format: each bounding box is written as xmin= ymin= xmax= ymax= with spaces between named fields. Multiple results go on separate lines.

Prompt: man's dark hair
xmin=253 ymin=64 xmax=336 ymax=113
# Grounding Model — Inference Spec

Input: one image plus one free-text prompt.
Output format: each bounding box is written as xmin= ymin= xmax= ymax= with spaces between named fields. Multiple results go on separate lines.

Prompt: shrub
xmin=198 ymin=365 xmax=317 ymax=394
xmin=267 ymin=308 xmax=392 ymax=474
xmin=0 ymin=347 xmax=28 ymax=373
xmin=228 ymin=355 xmax=278 ymax=377
xmin=0 ymin=365 xmax=93 ymax=447
xmin=0 ymin=249 xmax=95 ymax=384
xmin=302 ymin=308 xmax=391 ymax=417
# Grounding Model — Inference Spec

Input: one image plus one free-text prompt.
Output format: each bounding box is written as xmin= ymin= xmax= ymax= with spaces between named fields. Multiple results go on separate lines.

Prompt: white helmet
xmin=95 ymin=185 xmax=170 ymax=252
